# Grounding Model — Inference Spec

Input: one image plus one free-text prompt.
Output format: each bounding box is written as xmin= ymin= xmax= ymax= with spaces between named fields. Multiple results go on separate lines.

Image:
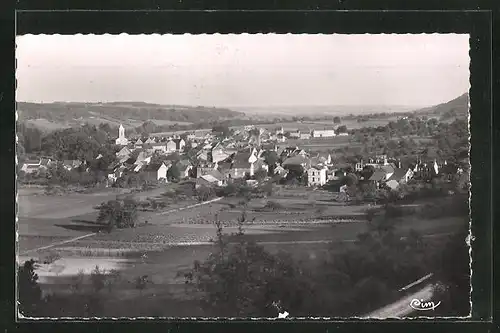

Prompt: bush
xmin=17 ymin=259 xmax=42 ymax=317
xmin=264 ymin=200 xmax=283 ymax=211
xmin=196 ymin=185 xmax=216 ymax=203
xmin=384 ymin=204 xmax=416 ymax=218
xmin=38 ymin=288 xmax=105 ymax=317
xmin=135 ymin=275 xmax=150 ymax=295
xmin=90 ymin=266 xmax=106 ymax=293
xmin=40 ymin=251 xmax=61 ymax=265
xmin=71 ymin=270 xmax=86 ymax=293
xmin=185 ymin=238 xmax=319 ymax=317
xmin=96 ymin=197 xmax=139 ymax=230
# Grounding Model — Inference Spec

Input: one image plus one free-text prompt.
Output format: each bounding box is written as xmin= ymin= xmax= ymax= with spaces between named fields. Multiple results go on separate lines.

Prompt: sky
xmin=16 ymin=34 xmax=470 ymax=107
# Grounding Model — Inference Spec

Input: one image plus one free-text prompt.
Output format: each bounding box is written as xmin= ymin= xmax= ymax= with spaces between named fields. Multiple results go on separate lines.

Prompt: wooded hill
xmin=415 ymin=93 xmax=469 ymax=120
xmin=17 ymin=102 xmax=245 ymax=131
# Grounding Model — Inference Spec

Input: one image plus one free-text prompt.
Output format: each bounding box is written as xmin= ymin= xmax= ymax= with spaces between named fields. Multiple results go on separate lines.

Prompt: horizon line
xmin=16 ymin=92 xmax=467 ymax=109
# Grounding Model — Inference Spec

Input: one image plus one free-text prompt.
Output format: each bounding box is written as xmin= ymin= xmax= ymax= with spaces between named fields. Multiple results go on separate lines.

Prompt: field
xmin=17 ymin=186 xmax=169 ymax=253
xmin=252 ymin=116 xmax=398 ymax=133
xmin=17 ymin=184 xmax=467 ymax=317
xmin=151 ymin=119 xmax=193 ymax=126
xmin=284 ymin=136 xmax=360 ymax=152
xmin=148 ymin=128 xmax=212 ymax=137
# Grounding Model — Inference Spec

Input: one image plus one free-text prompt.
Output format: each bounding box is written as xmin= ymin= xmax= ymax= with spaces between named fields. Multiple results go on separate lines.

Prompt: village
xmin=16 ymin=33 xmax=471 ymax=319
xmin=19 ymin=122 xmax=465 ymax=196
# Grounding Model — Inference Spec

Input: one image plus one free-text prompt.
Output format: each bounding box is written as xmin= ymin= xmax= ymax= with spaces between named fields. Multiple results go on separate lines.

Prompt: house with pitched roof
xmin=282 ymin=155 xmax=310 ymax=169
xmin=310 ymin=153 xmax=332 ymax=168
xmin=177 ymin=160 xmax=193 ymax=179
xmin=134 ymin=151 xmax=152 ymax=165
xmin=226 ymin=148 xmax=259 ymax=179
xmin=116 ymin=146 xmax=131 ymax=158
xmin=166 ymin=140 xmax=177 ymax=153
xmin=40 ymin=157 xmax=54 ymax=168
xmin=174 ymin=138 xmax=186 ymax=152
xmin=307 ymin=166 xmax=328 ymax=186
xmin=134 ymin=138 xmax=144 ymax=148
xmin=107 ymin=164 xmax=128 ymax=183
xmin=196 ymin=169 xmax=226 ymax=188
xmin=144 ymin=137 xmax=156 ymax=144
xmin=210 ymin=143 xmax=231 ymax=163
xmin=197 ymin=164 xmax=218 ymax=178
xmin=143 ymin=162 xmax=169 ymax=182
xmin=196 ymin=150 xmax=210 ymax=162
xmin=368 ymin=169 xmax=388 ymax=188
xmin=385 ymin=168 xmax=414 ymax=185
xmin=273 ymin=165 xmax=288 ymax=177
xmin=21 ymin=159 xmax=42 ymax=174
xmin=228 ymin=153 xmax=253 ymax=179
xmin=62 ymin=160 xmax=84 ymax=171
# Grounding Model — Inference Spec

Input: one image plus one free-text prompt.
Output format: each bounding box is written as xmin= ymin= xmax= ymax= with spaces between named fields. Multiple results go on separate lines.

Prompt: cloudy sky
xmin=16 ymin=34 xmax=469 ymax=107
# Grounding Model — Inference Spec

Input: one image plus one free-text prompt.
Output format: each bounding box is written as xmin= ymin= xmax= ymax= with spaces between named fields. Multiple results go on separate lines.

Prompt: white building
xmin=307 ymin=166 xmax=328 ymax=187
xmin=312 ymin=129 xmax=336 ymax=138
xmin=115 ymin=124 xmax=129 ymax=146
xmin=151 ymin=144 xmax=167 ymax=153
xmin=166 ymin=140 xmax=177 ymax=153
xmin=300 ymin=132 xmax=311 ymax=140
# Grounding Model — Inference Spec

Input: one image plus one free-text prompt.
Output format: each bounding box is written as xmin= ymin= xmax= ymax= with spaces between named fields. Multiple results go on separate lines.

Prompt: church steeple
xmin=115 ymin=124 xmax=129 ymax=146
xmin=119 ymin=124 xmax=125 ymax=138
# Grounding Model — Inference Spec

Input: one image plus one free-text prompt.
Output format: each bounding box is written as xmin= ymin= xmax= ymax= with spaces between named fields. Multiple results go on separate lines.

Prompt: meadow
xmin=18 ymin=182 xmax=467 ymax=318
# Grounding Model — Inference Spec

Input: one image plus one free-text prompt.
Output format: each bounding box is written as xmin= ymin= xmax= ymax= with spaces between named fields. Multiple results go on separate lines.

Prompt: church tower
xmin=115 ymin=124 xmax=129 ymax=146
xmin=119 ymin=124 xmax=125 ymax=139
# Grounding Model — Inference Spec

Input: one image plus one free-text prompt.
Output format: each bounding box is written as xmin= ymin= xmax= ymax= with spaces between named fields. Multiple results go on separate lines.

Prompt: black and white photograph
xmin=16 ymin=33 xmax=471 ymax=319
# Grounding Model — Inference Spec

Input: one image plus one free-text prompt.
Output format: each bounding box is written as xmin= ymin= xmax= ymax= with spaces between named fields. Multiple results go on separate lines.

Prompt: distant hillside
xmin=16 ymin=102 xmax=245 ymax=131
xmin=415 ymin=93 xmax=469 ymax=120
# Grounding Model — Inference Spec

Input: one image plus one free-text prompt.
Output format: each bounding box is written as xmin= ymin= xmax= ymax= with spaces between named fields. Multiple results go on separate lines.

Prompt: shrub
xmin=135 ymin=275 xmax=149 ymax=295
xmin=96 ymin=197 xmax=139 ymax=230
xmin=264 ymin=200 xmax=283 ymax=211
xmin=90 ymin=266 xmax=106 ymax=293
xmin=40 ymin=251 xmax=61 ymax=264
xmin=384 ymin=204 xmax=415 ymax=219
xmin=105 ymin=269 xmax=122 ymax=293
xmin=71 ymin=270 xmax=86 ymax=293
xmin=185 ymin=239 xmax=318 ymax=317
xmin=196 ymin=185 xmax=216 ymax=203
xmin=17 ymin=259 xmax=42 ymax=317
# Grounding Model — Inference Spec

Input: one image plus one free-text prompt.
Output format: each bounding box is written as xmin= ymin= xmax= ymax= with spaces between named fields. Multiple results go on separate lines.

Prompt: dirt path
xmin=19 ymin=233 xmax=97 ymax=256
xmin=19 ymin=197 xmax=224 ymax=256
xmin=156 ymin=197 xmax=223 ymax=216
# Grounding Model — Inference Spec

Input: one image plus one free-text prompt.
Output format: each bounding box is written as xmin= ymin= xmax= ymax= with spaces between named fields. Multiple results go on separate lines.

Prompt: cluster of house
xmin=354 ymin=155 xmax=466 ymax=191
xmin=116 ymin=125 xmax=188 ymax=152
xmin=276 ymin=126 xmax=349 ymax=140
xmin=20 ymin=124 xmax=467 ymax=193
xmin=20 ymin=156 xmax=87 ymax=174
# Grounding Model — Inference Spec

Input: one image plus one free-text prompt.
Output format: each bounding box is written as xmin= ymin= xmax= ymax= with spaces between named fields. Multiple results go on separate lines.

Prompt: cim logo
xmin=410 ymin=298 xmax=441 ymax=311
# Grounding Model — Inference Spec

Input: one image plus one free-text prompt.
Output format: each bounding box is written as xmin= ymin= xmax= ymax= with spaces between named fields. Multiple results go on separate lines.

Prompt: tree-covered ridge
xmin=414 ymin=93 xmax=469 ymax=120
xmin=17 ymin=101 xmax=245 ymax=125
